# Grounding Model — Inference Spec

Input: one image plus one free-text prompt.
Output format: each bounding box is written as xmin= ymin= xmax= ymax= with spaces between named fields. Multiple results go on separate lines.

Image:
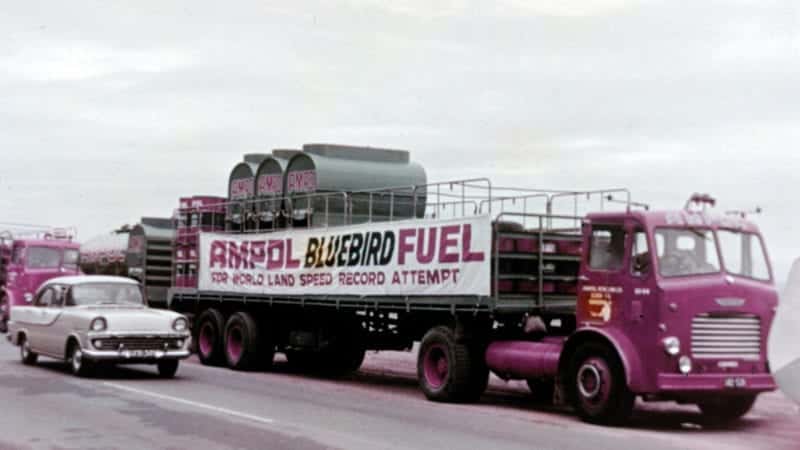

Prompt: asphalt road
xmin=0 ymin=343 xmax=798 ymax=450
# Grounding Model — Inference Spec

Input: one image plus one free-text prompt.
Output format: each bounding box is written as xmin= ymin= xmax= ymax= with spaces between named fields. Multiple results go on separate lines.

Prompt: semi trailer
xmin=81 ymin=218 xmax=175 ymax=307
xmin=167 ymin=144 xmax=778 ymax=424
xmin=0 ymin=226 xmax=81 ymax=332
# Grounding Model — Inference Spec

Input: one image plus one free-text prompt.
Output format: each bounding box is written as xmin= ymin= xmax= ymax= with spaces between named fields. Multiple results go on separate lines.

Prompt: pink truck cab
xmin=487 ymin=194 xmax=777 ymax=423
xmin=0 ymin=230 xmax=81 ymax=332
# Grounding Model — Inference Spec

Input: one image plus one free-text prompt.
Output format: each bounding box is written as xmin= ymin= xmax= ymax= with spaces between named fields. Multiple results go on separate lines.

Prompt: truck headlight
xmin=679 ymin=355 xmax=692 ymax=374
xmin=662 ymin=336 xmax=680 ymax=356
xmin=173 ymin=317 xmax=188 ymax=332
xmin=90 ymin=317 xmax=107 ymax=332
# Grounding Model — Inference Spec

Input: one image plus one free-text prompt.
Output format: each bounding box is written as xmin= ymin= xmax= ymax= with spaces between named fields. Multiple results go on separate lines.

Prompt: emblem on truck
xmin=715 ymin=297 xmax=746 ymax=307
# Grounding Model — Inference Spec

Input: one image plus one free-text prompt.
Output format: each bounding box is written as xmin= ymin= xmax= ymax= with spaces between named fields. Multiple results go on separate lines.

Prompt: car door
xmin=25 ymin=287 xmax=56 ymax=353
xmin=40 ymin=285 xmax=67 ymax=356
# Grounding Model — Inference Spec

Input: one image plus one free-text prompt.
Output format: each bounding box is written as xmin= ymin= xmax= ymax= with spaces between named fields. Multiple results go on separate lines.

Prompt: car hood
xmin=75 ymin=306 xmax=183 ymax=333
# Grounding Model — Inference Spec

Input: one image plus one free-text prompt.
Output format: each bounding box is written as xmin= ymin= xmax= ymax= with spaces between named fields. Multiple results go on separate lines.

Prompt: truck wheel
xmin=157 ymin=360 xmax=180 ymax=378
xmin=224 ymin=312 xmax=263 ymax=371
xmin=195 ymin=309 xmax=225 ymax=366
xmin=526 ymin=378 xmax=555 ymax=404
xmin=68 ymin=342 xmax=94 ymax=377
xmin=286 ymin=350 xmax=317 ymax=372
xmin=19 ymin=336 xmax=38 ymax=365
xmin=321 ymin=345 xmax=365 ymax=376
xmin=698 ymin=395 xmax=756 ymax=423
xmin=568 ymin=342 xmax=634 ymax=425
xmin=417 ymin=326 xmax=488 ymax=403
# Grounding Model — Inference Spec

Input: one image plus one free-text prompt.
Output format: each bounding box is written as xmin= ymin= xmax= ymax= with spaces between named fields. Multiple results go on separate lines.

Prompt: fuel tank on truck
xmin=284 ymin=143 xmax=427 ymax=227
xmin=227 ymin=153 xmax=269 ymax=230
xmin=253 ymin=149 xmax=299 ymax=226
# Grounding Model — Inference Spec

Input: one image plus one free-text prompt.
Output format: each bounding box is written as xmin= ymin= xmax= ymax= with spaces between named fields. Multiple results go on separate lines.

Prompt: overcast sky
xmin=0 ymin=0 xmax=798 ymax=283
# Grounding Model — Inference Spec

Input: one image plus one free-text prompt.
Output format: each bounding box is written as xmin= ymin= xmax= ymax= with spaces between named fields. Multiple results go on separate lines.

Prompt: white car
xmin=7 ymin=275 xmax=191 ymax=377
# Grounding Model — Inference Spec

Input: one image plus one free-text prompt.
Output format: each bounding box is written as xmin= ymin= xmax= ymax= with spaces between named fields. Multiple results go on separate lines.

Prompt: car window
xmin=35 ymin=288 xmax=55 ymax=307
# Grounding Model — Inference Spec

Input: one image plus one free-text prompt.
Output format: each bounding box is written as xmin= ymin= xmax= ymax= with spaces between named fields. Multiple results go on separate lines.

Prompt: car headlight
xmin=173 ymin=317 xmax=188 ymax=332
xmin=662 ymin=336 xmax=680 ymax=356
xmin=90 ymin=317 xmax=107 ymax=332
xmin=24 ymin=293 xmax=33 ymax=303
xmin=679 ymin=355 xmax=692 ymax=374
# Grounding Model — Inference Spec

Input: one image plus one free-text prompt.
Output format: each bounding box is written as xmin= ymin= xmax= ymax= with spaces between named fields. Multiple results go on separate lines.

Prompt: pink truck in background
xmin=0 ymin=227 xmax=81 ymax=332
xmin=165 ymin=145 xmax=779 ymax=425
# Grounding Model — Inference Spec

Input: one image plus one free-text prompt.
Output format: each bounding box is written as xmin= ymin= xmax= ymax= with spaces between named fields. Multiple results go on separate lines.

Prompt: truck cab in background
xmin=0 ymin=228 xmax=81 ymax=332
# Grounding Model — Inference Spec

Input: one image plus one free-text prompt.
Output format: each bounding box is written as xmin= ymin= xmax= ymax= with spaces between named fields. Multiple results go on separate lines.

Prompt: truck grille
xmin=691 ymin=314 xmax=761 ymax=360
xmin=95 ymin=337 xmax=181 ymax=351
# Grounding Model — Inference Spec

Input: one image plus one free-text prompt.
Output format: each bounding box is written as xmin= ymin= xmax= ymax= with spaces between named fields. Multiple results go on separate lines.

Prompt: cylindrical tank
xmin=254 ymin=150 xmax=300 ymax=228
xmin=80 ymin=232 xmax=130 ymax=276
xmin=284 ymin=144 xmax=427 ymax=226
xmin=227 ymin=153 xmax=269 ymax=231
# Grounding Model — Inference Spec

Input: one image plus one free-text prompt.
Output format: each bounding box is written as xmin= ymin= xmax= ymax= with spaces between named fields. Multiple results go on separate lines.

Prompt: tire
xmin=157 ymin=360 xmax=180 ymax=378
xmin=568 ymin=342 xmax=634 ymax=425
xmin=698 ymin=395 xmax=756 ymax=423
xmin=68 ymin=342 xmax=94 ymax=377
xmin=224 ymin=312 xmax=265 ymax=371
xmin=19 ymin=336 xmax=38 ymax=365
xmin=417 ymin=326 xmax=489 ymax=403
xmin=286 ymin=350 xmax=317 ymax=372
xmin=195 ymin=309 xmax=225 ymax=366
xmin=526 ymin=378 xmax=556 ymax=404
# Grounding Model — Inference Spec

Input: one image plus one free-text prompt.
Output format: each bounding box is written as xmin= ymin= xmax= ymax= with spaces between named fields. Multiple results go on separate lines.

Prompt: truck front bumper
xmin=657 ymin=372 xmax=776 ymax=394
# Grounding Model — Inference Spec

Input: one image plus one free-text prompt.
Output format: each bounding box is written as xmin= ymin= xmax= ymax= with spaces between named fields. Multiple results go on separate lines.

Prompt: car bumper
xmin=82 ymin=348 xmax=191 ymax=362
xmin=656 ymin=372 xmax=777 ymax=394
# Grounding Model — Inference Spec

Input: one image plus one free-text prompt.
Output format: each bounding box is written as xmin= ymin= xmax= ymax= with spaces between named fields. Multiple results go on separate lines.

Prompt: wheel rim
xmin=198 ymin=323 xmax=215 ymax=358
xmin=423 ymin=344 xmax=449 ymax=389
xmin=21 ymin=341 xmax=29 ymax=359
xmin=226 ymin=325 xmax=243 ymax=364
xmin=72 ymin=348 xmax=83 ymax=372
xmin=576 ymin=357 xmax=612 ymax=411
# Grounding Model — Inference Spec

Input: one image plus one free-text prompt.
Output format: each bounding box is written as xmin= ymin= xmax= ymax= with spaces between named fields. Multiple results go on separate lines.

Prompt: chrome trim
xmin=691 ymin=314 xmax=761 ymax=360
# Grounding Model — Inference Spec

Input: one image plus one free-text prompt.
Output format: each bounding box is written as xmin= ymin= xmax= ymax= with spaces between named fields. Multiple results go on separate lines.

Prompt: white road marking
xmin=103 ymin=382 xmax=276 ymax=426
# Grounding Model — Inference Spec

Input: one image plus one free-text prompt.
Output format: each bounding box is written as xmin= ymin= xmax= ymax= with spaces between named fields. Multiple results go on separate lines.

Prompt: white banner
xmin=198 ymin=215 xmax=492 ymax=297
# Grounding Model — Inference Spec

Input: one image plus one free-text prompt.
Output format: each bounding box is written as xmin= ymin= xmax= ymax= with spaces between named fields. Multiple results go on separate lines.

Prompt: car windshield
xmin=71 ymin=282 xmax=144 ymax=306
xmin=655 ymin=228 xmax=721 ymax=277
xmin=26 ymin=247 xmax=62 ymax=269
xmin=717 ymin=230 xmax=771 ymax=281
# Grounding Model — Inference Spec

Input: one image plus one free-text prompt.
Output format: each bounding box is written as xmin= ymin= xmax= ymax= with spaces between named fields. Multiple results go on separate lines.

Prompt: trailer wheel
xmin=417 ymin=326 xmax=488 ymax=403
xmin=286 ymin=350 xmax=316 ymax=372
xmin=698 ymin=395 xmax=756 ymax=423
xmin=224 ymin=312 xmax=263 ymax=371
xmin=195 ymin=309 xmax=225 ymax=366
xmin=568 ymin=342 xmax=634 ymax=425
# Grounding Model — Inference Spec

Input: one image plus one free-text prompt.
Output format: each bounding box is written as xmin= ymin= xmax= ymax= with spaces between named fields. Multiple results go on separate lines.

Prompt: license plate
xmin=125 ymin=350 xmax=156 ymax=358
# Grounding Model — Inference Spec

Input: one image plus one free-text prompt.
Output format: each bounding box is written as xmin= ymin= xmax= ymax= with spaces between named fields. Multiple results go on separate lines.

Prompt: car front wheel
xmin=68 ymin=343 xmax=94 ymax=377
xmin=157 ymin=360 xmax=180 ymax=378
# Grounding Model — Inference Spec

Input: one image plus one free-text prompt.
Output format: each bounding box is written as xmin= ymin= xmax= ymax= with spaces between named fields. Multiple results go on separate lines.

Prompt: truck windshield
xmin=717 ymin=230 xmax=771 ymax=281
xmin=71 ymin=283 xmax=144 ymax=306
xmin=654 ymin=228 xmax=721 ymax=277
xmin=26 ymin=247 xmax=62 ymax=269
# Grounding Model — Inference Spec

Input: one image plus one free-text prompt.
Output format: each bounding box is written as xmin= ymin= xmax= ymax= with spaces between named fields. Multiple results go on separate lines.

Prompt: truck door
xmin=578 ymin=222 xmax=627 ymax=326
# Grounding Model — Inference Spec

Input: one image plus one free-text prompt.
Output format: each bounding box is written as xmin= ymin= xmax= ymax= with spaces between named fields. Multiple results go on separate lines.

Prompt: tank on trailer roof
xmin=227 ymin=153 xmax=269 ymax=231
xmin=285 ymin=144 xmax=427 ymax=227
xmin=254 ymin=149 xmax=300 ymax=229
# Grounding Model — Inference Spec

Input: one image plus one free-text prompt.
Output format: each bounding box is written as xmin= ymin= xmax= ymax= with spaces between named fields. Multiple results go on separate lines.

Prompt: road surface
xmin=0 ymin=343 xmax=797 ymax=450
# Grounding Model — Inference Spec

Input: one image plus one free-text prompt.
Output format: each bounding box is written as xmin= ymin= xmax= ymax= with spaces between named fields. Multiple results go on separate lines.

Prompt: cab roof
xmin=586 ymin=209 xmax=761 ymax=233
